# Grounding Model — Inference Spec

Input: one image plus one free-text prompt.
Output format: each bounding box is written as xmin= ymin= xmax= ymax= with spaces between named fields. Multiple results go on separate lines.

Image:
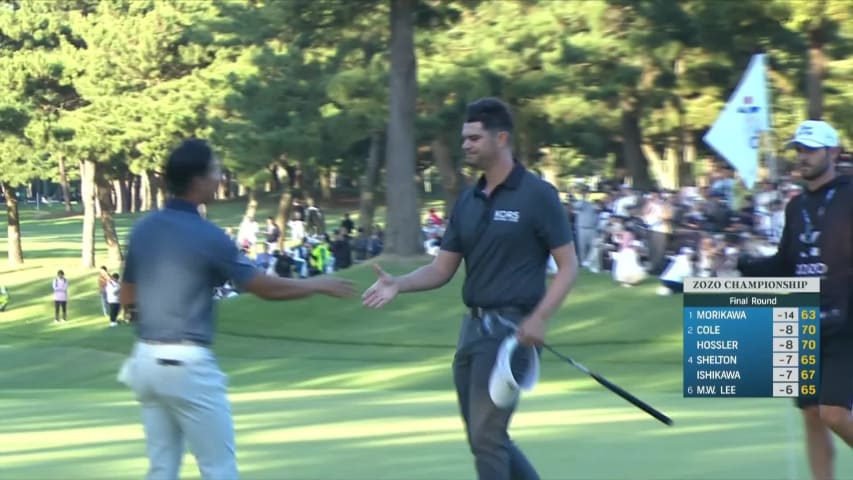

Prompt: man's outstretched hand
xmin=311 ymin=276 xmax=356 ymax=298
xmin=362 ymin=264 xmax=400 ymax=308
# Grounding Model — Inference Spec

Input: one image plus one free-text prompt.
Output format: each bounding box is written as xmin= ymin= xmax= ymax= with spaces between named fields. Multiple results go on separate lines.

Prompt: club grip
xmin=590 ymin=372 xmax=673 ymax=426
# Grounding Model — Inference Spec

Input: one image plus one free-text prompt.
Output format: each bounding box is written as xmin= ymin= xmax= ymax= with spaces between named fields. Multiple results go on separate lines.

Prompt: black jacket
xmin=739 ymin=176 xmax=853 ymax=337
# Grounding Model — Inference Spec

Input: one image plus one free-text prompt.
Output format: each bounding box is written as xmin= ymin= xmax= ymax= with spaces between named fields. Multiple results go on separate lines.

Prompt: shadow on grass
xmin=0 ymin=384 xmax=827 ymax=480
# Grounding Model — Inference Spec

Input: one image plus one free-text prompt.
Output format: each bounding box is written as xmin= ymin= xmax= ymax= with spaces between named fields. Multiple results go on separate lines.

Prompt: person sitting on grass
xmin=611 ymin=226 xmax=647 ymax=287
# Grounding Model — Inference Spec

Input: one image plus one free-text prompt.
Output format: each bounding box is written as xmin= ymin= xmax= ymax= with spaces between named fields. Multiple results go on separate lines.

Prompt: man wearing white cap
xmin=363 ymin=97 xmax=578 ymax=480
xmin=738 ymin=120 xmax=853 ymax=480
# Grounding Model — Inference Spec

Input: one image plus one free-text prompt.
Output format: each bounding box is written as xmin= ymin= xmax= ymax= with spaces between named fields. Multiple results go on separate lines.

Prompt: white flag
xmin=702 ymin=54 xmax=770 ymax=189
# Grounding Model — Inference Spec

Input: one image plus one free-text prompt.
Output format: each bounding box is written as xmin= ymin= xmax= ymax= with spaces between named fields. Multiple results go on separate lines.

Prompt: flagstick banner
xmin=703 ymin=54 xmax=771 ymax=190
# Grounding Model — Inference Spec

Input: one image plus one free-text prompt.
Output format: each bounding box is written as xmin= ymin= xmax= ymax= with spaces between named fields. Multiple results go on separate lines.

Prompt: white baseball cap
xmin=489 ymin=335 xmax=540 ymax=408
xmin=786 ymin=120 xmax=840 ymax=149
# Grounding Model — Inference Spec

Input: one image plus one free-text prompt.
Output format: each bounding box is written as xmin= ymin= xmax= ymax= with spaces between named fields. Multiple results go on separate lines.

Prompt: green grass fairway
xmin=1 ymin=200 xmax=851 ymax=479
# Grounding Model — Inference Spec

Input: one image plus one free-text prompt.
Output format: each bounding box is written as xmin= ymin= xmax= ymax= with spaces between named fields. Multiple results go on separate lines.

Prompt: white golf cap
xmin=786 ymin=120 xmax=840 ymax=149
xmin=489 ymin=335 xmax=540 ymax=408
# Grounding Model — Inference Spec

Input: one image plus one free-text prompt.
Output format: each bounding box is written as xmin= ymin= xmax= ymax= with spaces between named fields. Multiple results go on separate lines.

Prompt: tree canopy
xmin=2 ymin=0 xmax=852 ymax=263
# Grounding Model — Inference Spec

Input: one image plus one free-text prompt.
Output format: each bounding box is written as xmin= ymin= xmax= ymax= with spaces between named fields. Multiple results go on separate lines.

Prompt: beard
xmin=465 ymin=152 xmax=491 ymax=170
xmin=801 ymin=158 xmax=830 ymax=181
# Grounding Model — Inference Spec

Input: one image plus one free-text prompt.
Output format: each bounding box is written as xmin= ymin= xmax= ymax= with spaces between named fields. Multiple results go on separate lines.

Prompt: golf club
xmin=542 ymin=343 xmax=674 ymax=426
xmin=486 ymin=313 xmax=673 ymax=426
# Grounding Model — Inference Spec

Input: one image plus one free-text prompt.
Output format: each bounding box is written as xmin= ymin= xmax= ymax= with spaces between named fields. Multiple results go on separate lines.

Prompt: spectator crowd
xmin=565 ymin=163 xmax=818 ymax=295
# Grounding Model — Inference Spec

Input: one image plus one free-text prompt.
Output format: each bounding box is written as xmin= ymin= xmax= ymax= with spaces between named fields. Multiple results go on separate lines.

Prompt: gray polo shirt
xmin=440 ymin=163 xmax=573 ymax=312
xmin=122 ymin=198 xmax=258 ymax=345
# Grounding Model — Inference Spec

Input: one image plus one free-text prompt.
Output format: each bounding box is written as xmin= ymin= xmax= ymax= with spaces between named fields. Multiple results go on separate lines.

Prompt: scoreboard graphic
xmin=683 ymin=277 xmax=820 ymax=398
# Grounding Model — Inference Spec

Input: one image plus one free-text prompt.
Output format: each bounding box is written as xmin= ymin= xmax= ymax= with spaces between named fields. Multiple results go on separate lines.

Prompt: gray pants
xmin=125 ymin=342 xmax=238 ymax=480
xmin=454 ymin=310 xmax=540 ymax=480
xmin=576 ymin=227 xmax=596 ymax=265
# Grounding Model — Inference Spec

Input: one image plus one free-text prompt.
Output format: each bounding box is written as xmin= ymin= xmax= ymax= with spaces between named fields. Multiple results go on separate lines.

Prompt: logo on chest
xmin=799 ymin=231 xmax=821 ymax=245
xmin=493 ymin=210 xmax=520 ymax=223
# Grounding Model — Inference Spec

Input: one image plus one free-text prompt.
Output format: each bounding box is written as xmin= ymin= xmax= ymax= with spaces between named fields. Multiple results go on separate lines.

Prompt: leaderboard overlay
xmin=683 ymin=277 xmax=820 ymax=398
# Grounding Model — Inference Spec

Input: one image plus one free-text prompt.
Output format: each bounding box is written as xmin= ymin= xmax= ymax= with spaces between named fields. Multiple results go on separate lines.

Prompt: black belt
xmin=468 ymin=306 xmax=528 ymax=337
xmin=156 ymin=358 xmax=184 ymax=366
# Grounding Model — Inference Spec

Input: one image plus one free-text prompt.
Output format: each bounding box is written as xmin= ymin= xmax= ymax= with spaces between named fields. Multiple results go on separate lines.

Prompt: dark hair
xmin=164 ymin=139 xmax=215 ymax=196
xmin=465 ymin=97 xmax=514 ymax=134
xmin=100 ymin=266 xmax=108 ymax=271
xmin=111 ymin=273 xmax=119 ymax=280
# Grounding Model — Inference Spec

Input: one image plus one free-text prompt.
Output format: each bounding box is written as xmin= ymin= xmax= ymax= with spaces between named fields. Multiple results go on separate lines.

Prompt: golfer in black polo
xmin=363 ymin=97 xmax=579 ymax=480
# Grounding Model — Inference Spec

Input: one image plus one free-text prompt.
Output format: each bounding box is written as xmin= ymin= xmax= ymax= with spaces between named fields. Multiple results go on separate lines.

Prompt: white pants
xmin=120 ymin=342 xmax=238 ymax=480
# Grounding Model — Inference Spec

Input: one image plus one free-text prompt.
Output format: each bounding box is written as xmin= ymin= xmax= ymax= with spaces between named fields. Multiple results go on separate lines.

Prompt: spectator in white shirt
xmin=106 ymin=273 xmax=121 ymax=327
xmin=288 ymin=211 xmax=306 ymax=242
xmin=237 ymin=215 xmax=259 ymax=252
xmin=52 ymin=270 xmax=68 ymax=323
xmin=613 ymin=185 xmax=635 ymax=217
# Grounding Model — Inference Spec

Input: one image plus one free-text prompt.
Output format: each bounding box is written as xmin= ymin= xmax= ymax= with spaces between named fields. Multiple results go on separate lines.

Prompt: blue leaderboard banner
xmin=683 ymin=277 xmax=820 ymax=398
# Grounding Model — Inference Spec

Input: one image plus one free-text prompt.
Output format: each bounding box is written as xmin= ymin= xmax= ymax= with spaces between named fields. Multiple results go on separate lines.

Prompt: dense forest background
xmin=1 ymin=0 xmax=851 ymax=263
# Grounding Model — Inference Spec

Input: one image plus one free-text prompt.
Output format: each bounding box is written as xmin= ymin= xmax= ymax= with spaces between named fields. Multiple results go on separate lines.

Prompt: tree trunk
xmin=130 ymin=175 xmax=140 ymax=213
xmin=80 ymin=159 xmax=97 ymax=268
xmin=244 ymin=188 xmax=258 ymax=219
xmin=123 ymin=175 xmax=132 ymax=213
xmin=807 ymin=36 xmax=825 ymax=120
xmin=218 ymin=170 xmax=229 ymax=199
xmin=384 ymin=0 xmax=422 ymax=256
xmin=155 ymin=173 xmax=165 ymax=208
xmin=284 ymin=164 xmax=297 ymax=189
xmin=269 ymin=165 xmax=281 ymax=192
xmin=113 ymin=179 xmax=126 ymax=214
xmin=620 ymin=99 xmax=654 ymax=190
xmin=97 ymin=168 xmax=123 ymax=266
xmin=143 ymin=170 xmax=162 ymax=210
xmin=359 ymin=131 xmax=383 ymax=233
xmin=431 ymin=133 xmax=465 ymax=217
xmin=58 ymin=154 xmax=72 ymax=213
xmin=664 ymin=139 xmax=679 ymax=190
xmin=319 ymin=167 xmax=332 ymax=202
xmin=681 ymin=130 xmax=696 ymax=186
xmin=302 ymin=166 xmax=320 ymax=202
xmin=2 ymin=182 xmax=24 ymax=265
xmin=140 ymin=171 xmax=151 ymax=211
xmin=276 ymin=189 xmax=294 ymax=250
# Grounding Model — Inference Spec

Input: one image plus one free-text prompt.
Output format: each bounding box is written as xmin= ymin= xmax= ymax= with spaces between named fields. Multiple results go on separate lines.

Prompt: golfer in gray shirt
xmin=119 ymin=139 xmax=353 ymax=480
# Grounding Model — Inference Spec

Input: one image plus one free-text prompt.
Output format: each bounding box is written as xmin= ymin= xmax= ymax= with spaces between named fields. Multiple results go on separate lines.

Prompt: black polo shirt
xmin=441 ymin=162 xmax=573 ymax=312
